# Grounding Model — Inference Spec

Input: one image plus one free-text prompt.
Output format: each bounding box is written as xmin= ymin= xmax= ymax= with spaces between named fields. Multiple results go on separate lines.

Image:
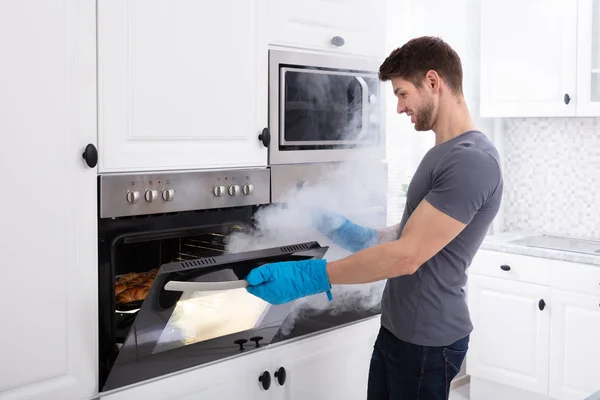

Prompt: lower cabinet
xmin=100 ymin=316 xmax=380 ymax=400
xmin=467 ymin=250 xmax=600 ymax=400
xmin=549 ymin=289 xmax=600 ymax=400
xmin=269 ymin=315 xmax=380 ymax=400
xmin=466 ymin=274 xmax=551 ymax=395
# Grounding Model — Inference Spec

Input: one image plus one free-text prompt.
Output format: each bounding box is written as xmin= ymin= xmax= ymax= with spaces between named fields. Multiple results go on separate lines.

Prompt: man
xmin=245 ymin=36 xmax=503 ymax=399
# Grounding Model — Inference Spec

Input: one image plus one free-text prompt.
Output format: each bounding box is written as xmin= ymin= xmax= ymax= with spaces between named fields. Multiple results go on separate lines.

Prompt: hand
xmin=309 ymin=208 xmax=378 ymax=252
xmin=311 ymin=208 xmax=347 ymax=236
xmin=245 ymin=259 xmax=332 ymax=305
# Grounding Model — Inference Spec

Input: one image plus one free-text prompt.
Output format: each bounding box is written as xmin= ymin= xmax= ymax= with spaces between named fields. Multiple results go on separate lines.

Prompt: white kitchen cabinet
xmin=479 ymin=0 xmax=578 ymax=117
xmin=268 ymin=0 xmax=386 ymax=58
xmin=549 ymin=289 xmax=600 ymax=400
xmin=269 ymin=315 xmax=379 ymax=400
xmin=100 ymin=316 xmax=380 ymax=400
xmin=466 ymin=274 xmax=551 ymax=396
xmin=97 ymin=0 xmax=269 ymax=173
xmin=468 ymin=249 xmax=600 ymax=400
xmin=576 ymin=0 xmax=600 ymax=116
xmin=0 ymin=0 xmax=98 ymax=399
xmin=100 ymin=350 xmax=274 ymax=400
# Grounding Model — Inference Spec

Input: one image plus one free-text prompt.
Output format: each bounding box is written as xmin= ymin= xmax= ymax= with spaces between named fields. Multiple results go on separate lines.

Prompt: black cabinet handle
xmin=275 ymin=367 xmax=287 ymax=386
xmin=564 ymin=93 xmax=571 ymax=105
xmin=539 ymin=299 xmax=546 ymax=311
xmin=259 ymin=371 xmax=271 ymax=390
xmin=82 ymin=144 xmax=98 ymax=168
xmin=258 ymin=127 xmax=270 ymax=147
xmin=331 ymin=36 xmax=345 ymax=47
xmin=500 ymin=265 xmax=511 ymax=271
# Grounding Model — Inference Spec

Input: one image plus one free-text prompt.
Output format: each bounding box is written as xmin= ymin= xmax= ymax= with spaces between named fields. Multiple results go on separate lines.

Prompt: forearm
xmin=326 ymin=239 xmax=419 ymax=285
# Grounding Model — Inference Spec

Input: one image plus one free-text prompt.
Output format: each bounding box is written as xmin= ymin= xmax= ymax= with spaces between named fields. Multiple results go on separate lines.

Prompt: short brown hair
xmin=379 ymin=36 xmax=463 ymax=95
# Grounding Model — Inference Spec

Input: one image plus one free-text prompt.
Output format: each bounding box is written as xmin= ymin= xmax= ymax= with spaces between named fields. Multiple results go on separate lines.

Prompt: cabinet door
xmin=466 ymin=275 xmax=550 ymax=396
xmin=549 ymin=290 xmax=600 ymax=400
xmin=98 ymin=0 xmax=268 ymax=172
xmin=0 ymin=1 xmax=98 ymax=399
xmin=479 ymin=0 xmax=577 ymax=117
xmin=269 ymin=0 xmax=386 ymax=58
xmin=576 ymin=0 xmax=600 ymax=116
xmin=269 ymin=316 xmax=380 ymax=400
xmin=101 ymin=352 xmax=273 ymax=400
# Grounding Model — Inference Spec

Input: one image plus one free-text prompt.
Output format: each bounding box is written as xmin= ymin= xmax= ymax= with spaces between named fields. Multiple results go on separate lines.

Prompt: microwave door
xmin=103 ymin=242 xmax=328 ymax=391
xmin=353 ymin=76 xmax=370 ymax=142
xmin=280 ymin=67 xmax=376 ymax=146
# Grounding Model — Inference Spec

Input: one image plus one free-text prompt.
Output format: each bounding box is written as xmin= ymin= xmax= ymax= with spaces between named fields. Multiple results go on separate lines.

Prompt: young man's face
xmin=391 ymin=77 xmax=435 ymax=132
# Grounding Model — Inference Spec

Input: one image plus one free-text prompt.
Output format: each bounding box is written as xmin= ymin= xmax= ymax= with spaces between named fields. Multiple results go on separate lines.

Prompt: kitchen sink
xmin=509 ymin=234 xmax=600 ymax=255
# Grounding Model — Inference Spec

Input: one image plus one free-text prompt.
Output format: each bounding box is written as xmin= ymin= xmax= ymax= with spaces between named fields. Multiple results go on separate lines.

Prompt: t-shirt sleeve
xmin=424 ymin=143 xmax=501 ymax=225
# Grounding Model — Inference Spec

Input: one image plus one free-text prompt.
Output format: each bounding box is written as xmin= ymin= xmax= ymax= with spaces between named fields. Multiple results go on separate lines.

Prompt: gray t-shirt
xmin=381 ymin=130 xmax=503 ymax=347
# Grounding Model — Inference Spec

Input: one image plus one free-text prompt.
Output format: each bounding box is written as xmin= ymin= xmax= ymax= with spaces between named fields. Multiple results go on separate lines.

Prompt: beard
xmin=413 ymin=97 xmax=435 ymax=131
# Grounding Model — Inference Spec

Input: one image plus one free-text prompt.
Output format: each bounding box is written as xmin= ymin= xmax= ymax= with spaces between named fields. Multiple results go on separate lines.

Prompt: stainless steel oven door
xmin=102 ymin=241 xmax=328 ymax=392
xmin=269 ymin=49 xmax=386 ymax=165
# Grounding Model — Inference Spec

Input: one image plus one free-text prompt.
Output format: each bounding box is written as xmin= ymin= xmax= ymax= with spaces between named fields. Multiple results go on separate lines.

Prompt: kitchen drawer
xmin=551 ymin=260 xmax=600 ymax=297
xmin=469 ymin=250 xmax=552 ymax=286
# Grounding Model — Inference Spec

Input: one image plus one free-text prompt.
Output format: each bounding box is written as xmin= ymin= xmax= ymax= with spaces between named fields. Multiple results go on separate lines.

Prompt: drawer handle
xmin=500 ymin=265 xmax=511 ymax=271
xmin=539 ymin=299 xmax=546 ymax=311
xmin=275 ymin=367 xmax=287 ymax=386
xmin=259 ymin=371 xmax=271 ymax=390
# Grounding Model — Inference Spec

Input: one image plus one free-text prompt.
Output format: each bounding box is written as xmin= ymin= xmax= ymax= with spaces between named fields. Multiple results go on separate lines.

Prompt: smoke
xmin=225 ymin=159 xmax=389 ymax=336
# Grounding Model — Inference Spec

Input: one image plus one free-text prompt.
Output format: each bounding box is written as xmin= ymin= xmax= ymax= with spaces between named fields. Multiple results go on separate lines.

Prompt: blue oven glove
xmin=314 ymin=209 xmax=378 ymax=253
xmin=245 ymin=259 xmax=333 ymax=305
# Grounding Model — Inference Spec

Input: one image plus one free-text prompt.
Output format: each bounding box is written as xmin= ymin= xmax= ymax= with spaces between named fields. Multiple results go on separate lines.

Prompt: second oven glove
xmin=313 ymin=209 xmax=378 ymax=253
xmin=245 ymin=259 xmax=333 ymax=305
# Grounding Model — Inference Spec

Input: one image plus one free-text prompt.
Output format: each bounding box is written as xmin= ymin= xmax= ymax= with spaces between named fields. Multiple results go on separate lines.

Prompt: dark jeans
xmin=367 ymin=326 xmax=469 ymax=400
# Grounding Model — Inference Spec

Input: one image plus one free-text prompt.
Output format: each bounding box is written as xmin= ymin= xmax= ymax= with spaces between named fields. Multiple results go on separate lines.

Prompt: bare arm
xmin=326 ymin=199 xmax=466 ymax=284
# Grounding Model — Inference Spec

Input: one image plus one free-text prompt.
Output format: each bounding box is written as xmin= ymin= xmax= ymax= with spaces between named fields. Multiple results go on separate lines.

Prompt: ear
xmin=425 ymin=70 xmax=441 ymax=94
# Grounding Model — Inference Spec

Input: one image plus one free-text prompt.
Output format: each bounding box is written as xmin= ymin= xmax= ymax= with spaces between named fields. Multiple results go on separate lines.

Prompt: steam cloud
xmin=225 ymin=159 xmax=389 ymax=336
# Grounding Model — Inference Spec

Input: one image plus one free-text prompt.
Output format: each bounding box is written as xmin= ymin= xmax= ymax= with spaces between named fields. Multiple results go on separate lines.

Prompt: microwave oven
xmin=268 ymin=49 xmax=386 ymax=166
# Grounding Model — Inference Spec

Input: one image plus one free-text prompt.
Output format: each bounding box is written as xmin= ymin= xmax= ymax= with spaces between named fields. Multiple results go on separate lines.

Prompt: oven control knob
xmin=126 ymin=190 xmax=140 ymax=204
xmin=243 ymin=184 xmax=254 ymax=195
xmin=213 ymin=185 xmax=226 ymax=197
xmin=162 ymin=189 xmax=175 ymax=201
xmin=228 ymin=184 xmax=241 ymax=196
xmin=145 ymin=189 xmax=159 ymax=202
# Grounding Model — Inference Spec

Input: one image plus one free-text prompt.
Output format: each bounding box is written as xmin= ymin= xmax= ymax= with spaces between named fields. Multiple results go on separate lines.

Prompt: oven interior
xmin=113 ymin=224 xmax=251 ymax=341
xmin=114 ymin=223 xmax=251 ymax=336
xmin=98 ymin=207 xmax=257 ymax=388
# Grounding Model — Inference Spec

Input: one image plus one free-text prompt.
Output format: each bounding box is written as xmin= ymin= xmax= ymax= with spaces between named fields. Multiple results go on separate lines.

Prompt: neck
xmin=431 ymin=95 xmax=476 ymax=146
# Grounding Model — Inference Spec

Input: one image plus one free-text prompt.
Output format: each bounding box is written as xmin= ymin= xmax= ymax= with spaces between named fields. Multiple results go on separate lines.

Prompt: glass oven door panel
xmin=281 ymin=68 xmax=380 ymax=146
xmin=103 ymin=242 xmax=328 ymax=391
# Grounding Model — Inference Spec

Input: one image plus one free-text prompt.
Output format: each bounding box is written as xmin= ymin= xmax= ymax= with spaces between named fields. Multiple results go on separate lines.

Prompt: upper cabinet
xmin=97 ymin=0 xmax=269 ymax=173
xmin=268 ymin=0 xmax=386 ymax=58
xmin=479 ymin=0 xmax=578 ymax=117
xmin=576 ymin=0 xmax=600 ymax=116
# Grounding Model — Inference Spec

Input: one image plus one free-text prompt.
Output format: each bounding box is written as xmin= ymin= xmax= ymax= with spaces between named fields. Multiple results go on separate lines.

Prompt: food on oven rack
xmin=115 ymin=268 xmax=158 ymax=304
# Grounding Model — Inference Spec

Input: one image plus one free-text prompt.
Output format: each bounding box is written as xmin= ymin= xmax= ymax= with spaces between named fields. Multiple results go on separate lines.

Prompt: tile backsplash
xmin=503 ymin=117 xmax=600 ymax=240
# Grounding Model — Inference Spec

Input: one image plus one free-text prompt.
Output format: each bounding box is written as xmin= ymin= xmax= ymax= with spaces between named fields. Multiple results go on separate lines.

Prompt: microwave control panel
xmin=99 ymin=168 xmax=270 ymax=218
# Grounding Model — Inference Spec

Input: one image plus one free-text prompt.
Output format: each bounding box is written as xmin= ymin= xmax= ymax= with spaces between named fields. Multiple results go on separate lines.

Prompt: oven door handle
xmin=163 ymin=280 xmax=248 ymax=292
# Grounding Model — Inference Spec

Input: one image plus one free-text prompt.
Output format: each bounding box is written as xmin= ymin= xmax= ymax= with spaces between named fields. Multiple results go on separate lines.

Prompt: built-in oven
xmin=97 ymin=167 xmax=335 ymax=393
xmin=268 ymin=49 xmax=386 ymax=165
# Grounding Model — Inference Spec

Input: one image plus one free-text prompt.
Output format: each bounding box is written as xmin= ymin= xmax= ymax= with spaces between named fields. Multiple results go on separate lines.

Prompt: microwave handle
xmin=354 ymin=77 xmax=370 ymax=140
xmin=164 ymin=279 xmax=248 ymax=292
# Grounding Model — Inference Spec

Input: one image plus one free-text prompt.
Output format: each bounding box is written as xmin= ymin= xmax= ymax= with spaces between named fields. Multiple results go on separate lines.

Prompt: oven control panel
xmin=99 ymin=168 xmax=270 ymax=218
